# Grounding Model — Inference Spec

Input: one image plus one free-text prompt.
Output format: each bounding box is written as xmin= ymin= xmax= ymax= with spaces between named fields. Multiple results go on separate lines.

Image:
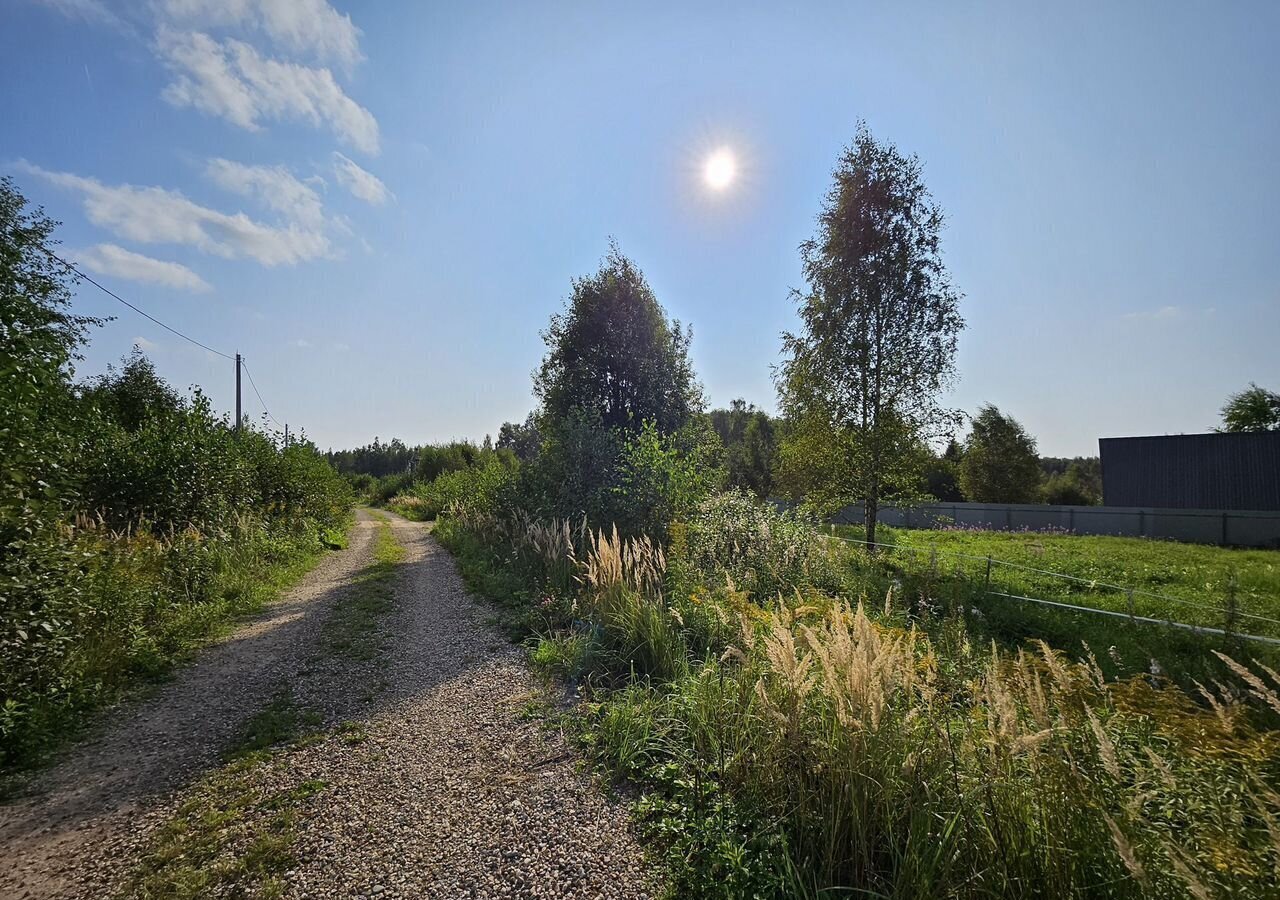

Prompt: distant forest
xmin=330 ymin=403 xmax=1103 ymax=507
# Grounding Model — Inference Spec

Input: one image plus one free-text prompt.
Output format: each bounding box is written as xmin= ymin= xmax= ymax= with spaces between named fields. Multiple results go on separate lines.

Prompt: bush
xmin=367 ymin=472 xmax=414 ymax=506
xmin=395 ymin=460 xmax=516 ymax=521
xmin=0 ymin=178 xmax=353 ymax=770
xmin=672 ymin=491 xmax=828 ymax=601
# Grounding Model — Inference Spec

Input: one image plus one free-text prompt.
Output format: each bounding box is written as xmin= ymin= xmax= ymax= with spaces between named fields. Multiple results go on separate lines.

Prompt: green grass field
xmin=830 ymin=523 xmax=1280 ymax=684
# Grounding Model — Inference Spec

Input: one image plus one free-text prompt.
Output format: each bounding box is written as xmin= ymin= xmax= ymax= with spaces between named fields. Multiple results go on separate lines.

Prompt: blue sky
xmin=3 ymin=1 xmax=1277 ymax=456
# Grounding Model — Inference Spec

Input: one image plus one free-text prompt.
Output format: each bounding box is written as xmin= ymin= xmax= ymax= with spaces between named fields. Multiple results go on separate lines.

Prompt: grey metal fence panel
xmin=833 ymin=501 xmax=1280 ymax=548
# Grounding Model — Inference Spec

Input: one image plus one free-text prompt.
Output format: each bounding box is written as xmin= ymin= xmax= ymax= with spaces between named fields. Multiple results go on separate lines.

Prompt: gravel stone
xmin=0 ymin=510 xmax=657 ymax=899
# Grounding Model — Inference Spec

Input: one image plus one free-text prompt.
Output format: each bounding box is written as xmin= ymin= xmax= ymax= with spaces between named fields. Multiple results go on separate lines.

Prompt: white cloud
xmin=21 ymin=161 xmax=331 ymax=266
xmin=133 ymin=335 xmax=160 ymax=351
xmin=331 ymin=152 xmax=391 ymax=205
xmin=156 ymin=29 xmax=380 ymax=154
xmin=155 ymin=0 xmax=362 ymax=67
xmin=1122 ymin=305 xmax=1183 ymax=322
xmin=290 ymin=338 xmax=312 ymax=348
xmin=31 ymin=0 xmax=128 ymax=30
xmin=73 ymin=243 xmax=213 ymax=292
xmin=206 ymin=158 xmax=324 ymax=226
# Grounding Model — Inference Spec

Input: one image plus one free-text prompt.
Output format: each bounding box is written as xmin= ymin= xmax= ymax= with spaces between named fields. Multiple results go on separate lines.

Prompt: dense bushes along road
xmin=0 ymin=178 xmax=351 ymax=771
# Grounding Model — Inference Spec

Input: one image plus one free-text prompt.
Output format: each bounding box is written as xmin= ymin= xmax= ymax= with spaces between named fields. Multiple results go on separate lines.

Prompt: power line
xmin=240 ymin=360 xmax=282 ymax=428
xmin=46 ymin=248 xmax=290 ymax=436
xmin=48 ymin=250 xmax=235 ymax=361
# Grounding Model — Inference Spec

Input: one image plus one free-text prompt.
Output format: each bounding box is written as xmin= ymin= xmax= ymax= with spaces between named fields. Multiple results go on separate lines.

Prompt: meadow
xmin=827 ymin=523 xmax=1280 ymax=689
xmin=830 ymin=523 xmax=1280 ymax=631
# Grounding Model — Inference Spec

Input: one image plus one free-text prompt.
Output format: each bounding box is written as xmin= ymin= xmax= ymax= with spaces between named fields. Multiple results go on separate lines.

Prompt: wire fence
xmin=825 ymin=533 xmax=1280 ymax=647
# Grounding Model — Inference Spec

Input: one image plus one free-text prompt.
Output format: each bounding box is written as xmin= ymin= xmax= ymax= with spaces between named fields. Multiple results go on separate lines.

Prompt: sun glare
xmin=703 ymin=147 xmax=737 ymax=191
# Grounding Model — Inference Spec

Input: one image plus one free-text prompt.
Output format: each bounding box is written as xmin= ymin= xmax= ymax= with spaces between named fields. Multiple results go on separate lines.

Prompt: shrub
xmin=0 ymin=178 xmax=353 ymax=770
xmin=413 ymin=460 xmax=516 ymax=520
xmin=614 ymin=421 xmax=720 ymax=538
xmin=367 ymin=472 xmax=414 ymax=506
xmin=673 ymin=491 xmax=828 ymax=602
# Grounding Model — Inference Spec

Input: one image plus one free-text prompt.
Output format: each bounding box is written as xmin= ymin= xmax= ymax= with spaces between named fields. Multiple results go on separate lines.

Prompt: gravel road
xmin=0 ymin=509 xmax=656 ymax=899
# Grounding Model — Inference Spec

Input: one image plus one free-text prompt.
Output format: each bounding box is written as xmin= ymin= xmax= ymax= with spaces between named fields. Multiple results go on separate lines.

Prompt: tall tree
xmin=1218 ymin=383 xmax=1280 ymax=433
xmin=922 ymin=438 xmax=965 ymax=502
xmin=709 ymin=399 xmax=777 ymax=498
xmin=776 ymin=125 xmax=963 ymax=545
xmin=496 ymin=413 xmax=542 ymax=462
xmin=959 ymin=405 xmax=1041 ymax=503
xmin=534 ymin=243 xmax=701 ymax=436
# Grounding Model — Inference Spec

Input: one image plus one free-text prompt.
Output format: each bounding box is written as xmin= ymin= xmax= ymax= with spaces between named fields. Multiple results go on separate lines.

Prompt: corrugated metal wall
xmin=1099 ymin=432 xmax=1280 ymax=511
xmin=833 ymin=501 xmax=1280 ymax=547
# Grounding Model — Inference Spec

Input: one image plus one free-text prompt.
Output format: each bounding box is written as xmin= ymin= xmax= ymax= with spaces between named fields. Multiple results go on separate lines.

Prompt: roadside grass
xmin=0 ymin=517 xmax=353 ymax=788
xmin=132 ymin=518 xmax=406 ymax=898
xmin=435 ymin=508 xmax=1280 ymax=900
xmin=323 ymin=515 xmax=405 ymax=662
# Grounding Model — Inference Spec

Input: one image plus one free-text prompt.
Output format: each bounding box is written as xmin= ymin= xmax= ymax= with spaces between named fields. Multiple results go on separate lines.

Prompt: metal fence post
xmin=1223 ymin=570 xmax=1239 ymax=651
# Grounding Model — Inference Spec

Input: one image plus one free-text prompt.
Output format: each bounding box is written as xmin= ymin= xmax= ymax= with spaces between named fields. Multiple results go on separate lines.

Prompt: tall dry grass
xmin=441 ymin=502 xmax=1280 ymax=898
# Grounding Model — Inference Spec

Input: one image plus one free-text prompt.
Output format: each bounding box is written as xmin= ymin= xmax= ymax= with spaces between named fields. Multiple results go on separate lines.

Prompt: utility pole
xmin=235 ymin=353 xmax=242 ymax=433
xmin=284 ymin=423 xmax=289 ymax=447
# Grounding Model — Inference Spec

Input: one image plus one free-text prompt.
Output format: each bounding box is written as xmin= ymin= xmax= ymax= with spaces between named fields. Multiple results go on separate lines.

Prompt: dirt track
xmin=0 ymin=509 xmax=654 ymax=899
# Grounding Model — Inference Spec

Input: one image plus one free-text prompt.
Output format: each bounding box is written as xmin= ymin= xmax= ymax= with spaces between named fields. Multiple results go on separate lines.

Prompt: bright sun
xmin=703 ymin=147 xmax=737 ymax=191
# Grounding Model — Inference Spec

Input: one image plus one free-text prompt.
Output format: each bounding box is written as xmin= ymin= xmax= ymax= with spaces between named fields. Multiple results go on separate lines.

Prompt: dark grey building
xmin=1099 ymin=431 xmax=1280 ymax=511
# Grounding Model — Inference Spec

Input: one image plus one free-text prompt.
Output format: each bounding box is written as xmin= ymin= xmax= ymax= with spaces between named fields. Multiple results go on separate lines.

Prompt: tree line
xmin=333 ymin=120 xmax=1271 ymax=537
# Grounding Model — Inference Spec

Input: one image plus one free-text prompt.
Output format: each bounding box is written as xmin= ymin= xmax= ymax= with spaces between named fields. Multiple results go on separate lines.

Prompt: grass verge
xmin=131 ymin=690 xmax=328 ymax=900
xmin=1 ymin=515 xmax=354 ymax=787
xmin=132 ymin=517 xmax=405 ymax=898
xmin=435 ymin=510 xmax=1280 ymax=900
xmin=322 ymin=515 xmax=405 ymax=662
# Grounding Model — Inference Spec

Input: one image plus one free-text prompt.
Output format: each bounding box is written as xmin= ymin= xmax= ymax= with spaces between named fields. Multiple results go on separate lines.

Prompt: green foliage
xmin=79 ymin=347 xmax=181 ymax=432
xmin=415 ymin=440 xmax=484 ymax=481
xmin=494 ymin=243 xmax=715 ymax=538
xmin=534 ymin=242 xmax=701 ymax=437
xmin=1 ymin=180 xmax=103 ymax=763
xmin=921 ymin=438 xmax=965 ymax=501
xmin=518 ymin=408 xmax=625 ymax=524
xmin=496 ymin=413 xmax=541 ymax=462
xmin=1041 ymin=458 xmax=1102 ymax=505
xmin=614 ymin=421 xmax=721 ymax=538
xmin=510 ymin=414 xmax=719 ymax=538
xmin=958 ymin=404 xmax=1041 ymax=503
xmin=672 ymin=492 xmax=828 ymax=602
xmin=1218 ymin=382 xmax=1280 ymax=432
xmin=440 ymin=503 xmax=1280 ymax=899
xmin=776 ymin=408 xmax=930 ymax=518
xmin=324 ymin=436 xmax=416 ymax=478
xmin=0 ymin=178 xmax=351 ymax=771
xmin=395 ymin=458 xmax=517 ymax=521
xmin=777 ymin=124 xmax=963 ymax=543
xmin=709 ymin=399 xmax=777 ymax=498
